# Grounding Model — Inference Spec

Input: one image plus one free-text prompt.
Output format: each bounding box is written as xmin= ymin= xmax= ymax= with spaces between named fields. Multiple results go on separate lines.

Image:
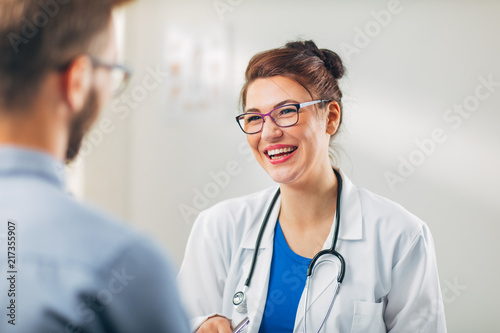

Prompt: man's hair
xmin=0 ymin=0 xmax=134 ymax=111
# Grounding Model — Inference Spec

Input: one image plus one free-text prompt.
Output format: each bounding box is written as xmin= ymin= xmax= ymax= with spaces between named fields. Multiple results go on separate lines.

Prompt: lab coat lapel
xmin=240 ymin=187 xmax=281 ymax=250
xmin=240 ymin=188 xmax=281 ymax=333
xmin=294 ymin=170 xmax=363 ymax=331
xmin=336 ymin=169 xmax=363 ymax=241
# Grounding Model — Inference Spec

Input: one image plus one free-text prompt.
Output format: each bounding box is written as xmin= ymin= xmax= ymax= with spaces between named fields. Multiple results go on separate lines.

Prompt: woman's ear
xmin=326 ymin=101 xmax=341 ymax=135
xmin=61 ymin=55 xmax=93 ymax=114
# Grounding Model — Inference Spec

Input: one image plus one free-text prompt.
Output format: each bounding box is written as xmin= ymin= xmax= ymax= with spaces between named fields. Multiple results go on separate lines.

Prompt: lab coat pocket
xmin=350 ymin=301 xmax=386 ymax=333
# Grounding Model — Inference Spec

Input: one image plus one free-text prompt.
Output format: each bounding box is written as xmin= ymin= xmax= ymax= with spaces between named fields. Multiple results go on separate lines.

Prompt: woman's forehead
xmin=246 ymin=76 xmax=311 ymax=110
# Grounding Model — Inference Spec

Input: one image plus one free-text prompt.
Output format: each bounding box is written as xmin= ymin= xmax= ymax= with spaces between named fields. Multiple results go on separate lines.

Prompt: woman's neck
xmin=279 ymin=162 xmax=338 ymax=230
xmin=277 ymin=162 xmax=339 ymax=258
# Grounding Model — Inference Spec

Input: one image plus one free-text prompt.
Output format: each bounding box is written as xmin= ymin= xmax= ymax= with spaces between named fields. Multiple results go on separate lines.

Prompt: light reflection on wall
xmin=163 ymin=25 xmax=231 ymax=119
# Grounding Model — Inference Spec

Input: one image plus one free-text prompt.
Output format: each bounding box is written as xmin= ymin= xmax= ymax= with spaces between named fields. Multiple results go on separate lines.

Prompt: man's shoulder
xmin=21 ymin=192 xmax=163 ymax=273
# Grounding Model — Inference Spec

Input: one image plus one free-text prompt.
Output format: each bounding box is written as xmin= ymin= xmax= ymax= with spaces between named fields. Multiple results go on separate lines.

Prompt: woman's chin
xmin=266 ymin=168 xmax=300 ymax=185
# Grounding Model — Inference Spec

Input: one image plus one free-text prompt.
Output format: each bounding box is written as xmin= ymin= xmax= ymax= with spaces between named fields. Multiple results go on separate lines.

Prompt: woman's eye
xmin=247 ymin=115 xmax=262 ymax=123
xmin=279 ymin=108 xmax=297 ymax=116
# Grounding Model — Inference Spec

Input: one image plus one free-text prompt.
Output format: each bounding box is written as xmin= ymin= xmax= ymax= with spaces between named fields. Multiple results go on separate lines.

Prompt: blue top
xmin=0 ymin=146 xmax=190 ymax=333
xmin=259 ymin=220 xmax=312 ymax=333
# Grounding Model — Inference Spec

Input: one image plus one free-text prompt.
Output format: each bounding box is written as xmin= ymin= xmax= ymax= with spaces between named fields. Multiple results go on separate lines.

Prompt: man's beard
xmin=65 ymin=89 xmax=99 ymax=163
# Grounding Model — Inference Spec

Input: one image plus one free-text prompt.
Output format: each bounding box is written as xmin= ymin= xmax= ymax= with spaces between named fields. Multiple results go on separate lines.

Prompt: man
xmin=0 ymin=0 xmax=189 ymax=332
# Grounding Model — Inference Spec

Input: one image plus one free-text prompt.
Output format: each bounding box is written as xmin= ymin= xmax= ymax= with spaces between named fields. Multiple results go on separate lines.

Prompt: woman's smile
xmin=264 ymin=144 xmax=298 ymax=163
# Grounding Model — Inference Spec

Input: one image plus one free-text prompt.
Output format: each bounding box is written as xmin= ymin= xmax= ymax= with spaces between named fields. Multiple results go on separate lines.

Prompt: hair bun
xmin=285 ymin=40 xmax=345 ymax=80
xmin=319 ymin=48 xmax=345 ymax=80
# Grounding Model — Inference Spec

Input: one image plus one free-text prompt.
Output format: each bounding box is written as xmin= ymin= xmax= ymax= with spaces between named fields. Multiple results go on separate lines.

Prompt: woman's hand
xmin=196 ymin=315 xmax=233 ymax=333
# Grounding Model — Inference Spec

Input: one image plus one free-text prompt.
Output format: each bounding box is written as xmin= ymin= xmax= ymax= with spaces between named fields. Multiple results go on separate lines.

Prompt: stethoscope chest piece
xmin=233 ymin=289 xmax=248 ymax=314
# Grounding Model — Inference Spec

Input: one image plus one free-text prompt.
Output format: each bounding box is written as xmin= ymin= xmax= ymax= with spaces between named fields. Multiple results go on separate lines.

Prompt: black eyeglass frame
xmin=56 ymin=55 xmax=132 ymax=96
xmin=235 ymin=99 xmax=331 ymax=135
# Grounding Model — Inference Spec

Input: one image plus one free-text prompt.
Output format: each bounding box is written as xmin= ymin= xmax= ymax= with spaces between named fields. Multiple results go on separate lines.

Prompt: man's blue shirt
xmin=0 ymin=146 xmax=189 ymax=333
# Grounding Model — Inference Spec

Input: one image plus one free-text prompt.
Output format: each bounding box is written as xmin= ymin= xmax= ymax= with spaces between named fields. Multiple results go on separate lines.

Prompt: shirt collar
xmin=0 ymin=145 xmax=66 ymax=190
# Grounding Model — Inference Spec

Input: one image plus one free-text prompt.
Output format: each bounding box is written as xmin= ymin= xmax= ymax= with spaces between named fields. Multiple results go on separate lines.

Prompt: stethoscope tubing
xmin=244 ymin=188 xmax=281 ymax=287
xmin=233 ymin=168 xmax=346 ymax=332
xmin=307 ymin=169 xmax=345 ymax=283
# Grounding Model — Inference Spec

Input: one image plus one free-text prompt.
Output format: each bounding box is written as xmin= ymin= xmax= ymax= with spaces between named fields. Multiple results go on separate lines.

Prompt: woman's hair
xmin=240 ymin=40 xmax=346 ymax=164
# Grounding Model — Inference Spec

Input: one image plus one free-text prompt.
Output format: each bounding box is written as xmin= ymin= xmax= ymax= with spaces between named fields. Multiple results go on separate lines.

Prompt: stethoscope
xmin=232 ymin=169 xmax=346 ymax=333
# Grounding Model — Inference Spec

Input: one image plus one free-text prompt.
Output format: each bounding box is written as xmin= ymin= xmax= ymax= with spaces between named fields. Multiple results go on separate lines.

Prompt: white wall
xmin=79 ymin=0 xmax=500 ymax=331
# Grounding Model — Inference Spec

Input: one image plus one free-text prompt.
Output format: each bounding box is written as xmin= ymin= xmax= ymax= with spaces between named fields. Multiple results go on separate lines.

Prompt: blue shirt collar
xmin=0 ymin=145 xmax=66 ymax=189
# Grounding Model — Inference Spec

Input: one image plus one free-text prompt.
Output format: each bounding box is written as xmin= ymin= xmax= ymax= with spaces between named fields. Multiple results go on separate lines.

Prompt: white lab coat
xmin=178 ymin=170 xmax=447 ymax=333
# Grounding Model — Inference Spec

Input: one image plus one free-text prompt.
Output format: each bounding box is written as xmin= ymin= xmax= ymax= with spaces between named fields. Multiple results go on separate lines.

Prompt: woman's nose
xmin=260 ymin=117 xmax=283 ymax=140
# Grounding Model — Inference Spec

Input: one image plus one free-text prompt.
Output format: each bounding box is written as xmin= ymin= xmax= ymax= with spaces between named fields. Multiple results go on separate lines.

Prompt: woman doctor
xmin=178 ymin=40 xmax=447 ymax=333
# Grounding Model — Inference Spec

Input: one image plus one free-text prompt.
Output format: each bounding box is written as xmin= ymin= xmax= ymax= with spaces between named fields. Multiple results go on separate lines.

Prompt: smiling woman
xmin=178 ymin=40 xmax=447 ymax=333
xmin=241 ymin=40 xmax=345 ymax=166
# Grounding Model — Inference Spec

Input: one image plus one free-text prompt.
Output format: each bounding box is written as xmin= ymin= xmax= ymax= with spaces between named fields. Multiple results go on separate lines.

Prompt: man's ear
xmin=326 ymin=101 xmax=341 ymax=135
xmin=62 ymin=55 xmax=93 ymax=113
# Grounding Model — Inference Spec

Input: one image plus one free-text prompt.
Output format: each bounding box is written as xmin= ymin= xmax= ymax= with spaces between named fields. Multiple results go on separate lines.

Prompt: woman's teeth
xmin=267 ymin=147 xmax=297 ymax=160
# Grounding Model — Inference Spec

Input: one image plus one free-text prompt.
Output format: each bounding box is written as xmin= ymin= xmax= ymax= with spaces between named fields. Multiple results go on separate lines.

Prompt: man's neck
xmin=0 ymin=110 xmax=66 ymax=161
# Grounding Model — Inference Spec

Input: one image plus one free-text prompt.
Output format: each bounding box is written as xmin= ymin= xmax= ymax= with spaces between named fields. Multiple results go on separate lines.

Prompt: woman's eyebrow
xmin=245 ymin=99 xmax=299 ymax=113
xmin=274 ymin=99 xmax=299 ymax=108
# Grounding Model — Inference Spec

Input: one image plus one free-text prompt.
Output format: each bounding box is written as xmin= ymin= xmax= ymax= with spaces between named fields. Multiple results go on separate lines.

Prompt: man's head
xmin=0 ymin=0 xmax=134 ymax=162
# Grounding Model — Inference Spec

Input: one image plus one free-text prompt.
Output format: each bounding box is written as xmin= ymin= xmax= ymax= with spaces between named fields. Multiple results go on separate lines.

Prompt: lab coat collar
xmin=241 ymin=188 xmax=282 ymax=250
xmin=240 ymin=168 xmax=363 ymax=250
xmin=333 ymin=168 xmax=363 ymax=241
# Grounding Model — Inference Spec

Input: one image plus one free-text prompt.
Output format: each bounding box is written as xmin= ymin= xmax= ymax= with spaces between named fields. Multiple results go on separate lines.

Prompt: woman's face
xmin=245 ymin=76 xmax=339 ymax=186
